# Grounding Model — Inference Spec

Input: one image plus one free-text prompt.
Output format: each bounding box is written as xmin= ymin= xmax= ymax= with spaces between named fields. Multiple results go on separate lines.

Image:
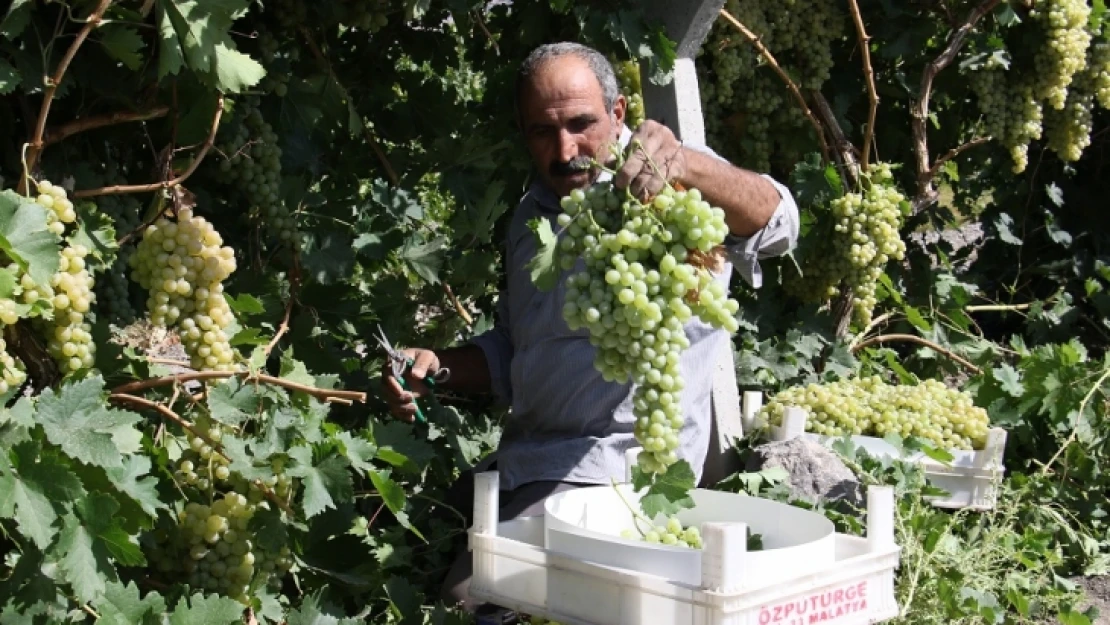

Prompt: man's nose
xmin=557 ymin=129 xmax=578 ymax=161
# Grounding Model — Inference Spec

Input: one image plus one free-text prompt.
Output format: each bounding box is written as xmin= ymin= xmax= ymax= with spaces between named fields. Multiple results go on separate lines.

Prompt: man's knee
xmin=439 ymin=549 xmax=479 ymax=612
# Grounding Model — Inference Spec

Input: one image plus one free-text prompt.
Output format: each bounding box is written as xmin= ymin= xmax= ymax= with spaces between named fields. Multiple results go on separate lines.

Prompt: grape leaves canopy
xmin=0 ymin=0 xmax=1107 ymax=623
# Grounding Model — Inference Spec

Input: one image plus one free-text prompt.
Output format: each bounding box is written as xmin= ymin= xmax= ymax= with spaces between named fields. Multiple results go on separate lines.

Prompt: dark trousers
xmin=437 ymin=466 xmax=591 ymax=612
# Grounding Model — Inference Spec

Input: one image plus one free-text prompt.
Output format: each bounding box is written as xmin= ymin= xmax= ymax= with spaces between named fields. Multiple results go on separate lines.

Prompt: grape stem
xmin=847 ymin=0 xmax=879 ymax=171
xmin=19 ymin=0 xmax=115 ymax=194
xmin=715 ymin=9 xmax=831 ymax=164
xmin=609 ymin=477 xmax=654 ymax=537
xmin=851 ymin=333 xmax=982 ymax=374
xmin=112 ymin=370 xmax=368 ymax=403
xmin=74 ymin=94 xmax=225 ymax=199
xmin=911 ymin=0 xmax=1003 ymax=211
xmin=108 ymin=392 xmax=296 ymax=516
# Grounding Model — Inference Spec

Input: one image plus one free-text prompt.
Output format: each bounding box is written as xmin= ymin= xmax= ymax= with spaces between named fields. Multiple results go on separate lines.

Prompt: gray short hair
xmin=514 ymin=42 xmax=620 ymax=127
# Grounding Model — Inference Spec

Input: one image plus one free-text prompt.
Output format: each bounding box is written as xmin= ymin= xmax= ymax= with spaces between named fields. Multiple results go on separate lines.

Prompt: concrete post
xmin=638 ymin=0 xmax=725 ymax=145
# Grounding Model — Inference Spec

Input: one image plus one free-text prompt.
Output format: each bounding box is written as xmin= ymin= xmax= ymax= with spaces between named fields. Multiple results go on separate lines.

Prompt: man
xmin=381 ymin=42 xmax=799 ymax=609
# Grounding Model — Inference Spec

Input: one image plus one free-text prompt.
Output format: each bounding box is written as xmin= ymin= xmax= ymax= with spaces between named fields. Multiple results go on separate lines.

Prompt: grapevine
xmin=784 ymin=162 xmax=906 ymax=328
xmin=95 ymin=194 xmax=142 ymax=324
xmin=759 ymin=376 xmax=992 ymax=451
xmin=131 ymin=208 xmax=239 ymax=371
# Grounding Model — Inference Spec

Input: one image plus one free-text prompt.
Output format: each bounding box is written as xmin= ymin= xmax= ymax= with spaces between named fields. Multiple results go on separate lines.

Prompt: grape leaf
xmin=525 ymin=217 xmax=560 ymax=291
xmin=288 ymin=450 xmax=353 ymax=519
xmin=53 ymin=512 xmax=112 ymax=603
xmin=632 ymin=460 xmax=695 ymax=519
xmin=16 ymin=444 xmax=85 ymax=504
xmin=285 ymin=591 xmax=361 ymax=625
xmin=401 ymin=237 xmax=446 ymax=285
xmin=368 ymin=469 xmax=405 ymax=515
xmin=98 ymin=24 xmax=145 ymax=71
xmin=0 ymin=58 xmax=20 ymax=95
xmin=372 ymin=421 xmax=435 ymax=473
xmin=993 ymin=364 xmax=1025 ymax=397
xmin=0 ymin=0 xmax=33 ymax=39
xmin=96 ymin=581 xmax=167 ymax=625
xmin=0 ymin=190 xmax=60 ymax=286
xmin=0 ymin=469 xmax=59 ymax=550
xmin=335 ymin=431 xmax=377 ymax=475
xmin=301 ymin=231 xmax=355 ymax=286
xmin=167 ymin=592 xmax=245 ymax=625
xmin=36 ymin=377 xmax=142 ymax=469
xmin=213 ymin=42 xmax=266 ymax=93
xmin=70 ymin=204 xmax=117 ymax=272
xmin=207 ymin=377 xmax=260 ymax=426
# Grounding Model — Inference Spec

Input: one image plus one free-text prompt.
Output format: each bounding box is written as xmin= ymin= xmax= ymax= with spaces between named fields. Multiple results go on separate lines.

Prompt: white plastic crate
xmin=750 ymin=393 xmax=1008 ymax=511
xmin=468 ymin=470 xmax=900 ymax=625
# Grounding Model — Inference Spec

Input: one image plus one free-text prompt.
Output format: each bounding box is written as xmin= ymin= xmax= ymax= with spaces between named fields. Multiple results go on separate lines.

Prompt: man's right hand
xmin=381 ymin=348 xmax=441 ymax=423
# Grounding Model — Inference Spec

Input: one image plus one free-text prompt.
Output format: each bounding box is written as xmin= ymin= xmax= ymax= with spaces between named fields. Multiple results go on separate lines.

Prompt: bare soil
xmin=1073 ymin=576 xmax=1110 ymax=625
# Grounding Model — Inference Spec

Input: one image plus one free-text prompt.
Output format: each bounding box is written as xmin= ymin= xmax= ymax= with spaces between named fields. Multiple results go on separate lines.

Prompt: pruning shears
xmin=375 ymin=325 xmax=450 ymax=424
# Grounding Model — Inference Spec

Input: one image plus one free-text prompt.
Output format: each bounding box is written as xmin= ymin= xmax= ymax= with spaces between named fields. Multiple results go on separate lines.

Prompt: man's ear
xmin=611 ymin=94 xmax=627 ymax=132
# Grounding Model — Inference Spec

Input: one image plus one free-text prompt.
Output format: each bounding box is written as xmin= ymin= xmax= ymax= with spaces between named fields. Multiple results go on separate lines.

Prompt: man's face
xmin=518 ymin=55 xmax=626 ymax=198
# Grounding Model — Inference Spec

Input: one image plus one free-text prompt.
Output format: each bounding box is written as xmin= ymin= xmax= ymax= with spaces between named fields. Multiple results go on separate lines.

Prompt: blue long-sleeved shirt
xmin=471 ymin=127 xmax=800 ymax=491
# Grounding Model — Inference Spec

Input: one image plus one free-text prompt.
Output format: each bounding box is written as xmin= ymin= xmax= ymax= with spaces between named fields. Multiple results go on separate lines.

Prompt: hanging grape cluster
xmin=214 ymin=97 xmax=298 ymax=248
xmin=131 ymin=208 xmax=238 ymax=371
xmin=551 ymin=178 xmax=741 ymax=474
xmin=759 ymin=376 xmax=992 ymax=451
xmin=32 ymin=179 xmax=77 ymax=236
xmin=784 ymin=163 xmax=906 ymax=328
xmin=697 ymin=0 xmax=846 ymax=172
xmin=614 ymin=59 xmax=645 ymax=129
xmin=145 ymin=492 xmax=294 ymax=604
xmin=95 ymin=194 xmax=141 ymax=324
xmin=174 ymin=417 xmax=295 ymax=501
xmin=968 ymin=0 xmax=1109 ymax=172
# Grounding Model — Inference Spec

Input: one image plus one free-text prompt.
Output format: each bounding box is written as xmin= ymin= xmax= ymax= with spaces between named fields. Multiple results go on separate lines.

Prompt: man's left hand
xmin=613 ymin=120 xmax=687 ymax=201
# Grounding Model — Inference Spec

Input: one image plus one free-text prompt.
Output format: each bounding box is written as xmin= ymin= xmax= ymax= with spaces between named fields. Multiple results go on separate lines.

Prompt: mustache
xmin=549 ymin=156 xmax=594 ymax=177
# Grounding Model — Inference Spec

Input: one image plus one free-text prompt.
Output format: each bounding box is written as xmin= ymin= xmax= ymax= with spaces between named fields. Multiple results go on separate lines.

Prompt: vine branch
xmin=108 ymin=393 xmax=294 ymax=516
xmin=717 ymin=9 xmax=831 ymax=163
xmin=43 ymin=105 xmax=170 ymax=146
xmin=112 ymin=370 xmax=367 ymax=403
xmin=810 ymin=90 xmax=861 ymax=189
xmin=911 ymin=0 xmax=1002 ymax=209
xmin=927 ymin=136 xmax=991 ymax=178
xmin=847 ymin=0 xmax=878 ymax=171
xmin=851 ymin=333 xmax=982 ymax=374
xmin=442 ymin=283 xmax=473 ymax=327
xmin=20 ymin=0 xmax=115 ymax=192
xmin=74 ymin=95 xmax=224 ymax=199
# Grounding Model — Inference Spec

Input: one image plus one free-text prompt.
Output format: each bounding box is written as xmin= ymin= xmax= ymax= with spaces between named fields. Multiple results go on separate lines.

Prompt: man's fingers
xmin=411 ymin=350 xmax=439 ymax=378
xmin=613 ymin=150 xmax=643 ymax=190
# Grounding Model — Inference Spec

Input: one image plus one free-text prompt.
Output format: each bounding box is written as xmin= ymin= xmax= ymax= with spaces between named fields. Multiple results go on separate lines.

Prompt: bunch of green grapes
xmin=174 ymin=417 xmax=295 ymax=501
xmin=130 ymin=208 xmax=238 ymax=371
xmin=145 ymin=492 xmax=293 ymax=604
xmin=346 ymin=0 xmax=390 ymax=33
xmin=1029 ymin=0 xmax=1092 ymax=111
xmin=784 ymin=163 xmax=905 ymax=328
xmin=621 ymin=515 xmax=703 ymax=549
xmin=553 ymin=182 xmax=740 ymax=474
xmin=0 ymin=328 xmax=27 ymax=395
xmin=759 ymin=376 xmax=991 ymax=451
xmin=214 ymin=97 xmax=297 ymax=248
xmin=32 ymin=179 xmax=77 ymax=236
xmin=95 ymin=195 xmax=141 ymax=323
xmin=39 ymin=244 xmax=97 ymax=375
xmin=967 ymin=0 xmax=1104 ymax=171
xmin=697 ymin=0 xmax=845 ymax=171
xmin=614 ymin=59 xmax=645 ymax=129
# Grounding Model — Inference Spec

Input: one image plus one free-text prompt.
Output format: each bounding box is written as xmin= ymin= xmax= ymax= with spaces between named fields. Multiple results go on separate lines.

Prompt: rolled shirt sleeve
xmin=722 ymin=174 xmax=800 ymax=289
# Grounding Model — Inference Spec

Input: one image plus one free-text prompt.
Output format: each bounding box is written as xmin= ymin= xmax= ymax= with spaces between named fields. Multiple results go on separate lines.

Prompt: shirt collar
xmin=529 ymin=124 xmax=633 ymax=214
